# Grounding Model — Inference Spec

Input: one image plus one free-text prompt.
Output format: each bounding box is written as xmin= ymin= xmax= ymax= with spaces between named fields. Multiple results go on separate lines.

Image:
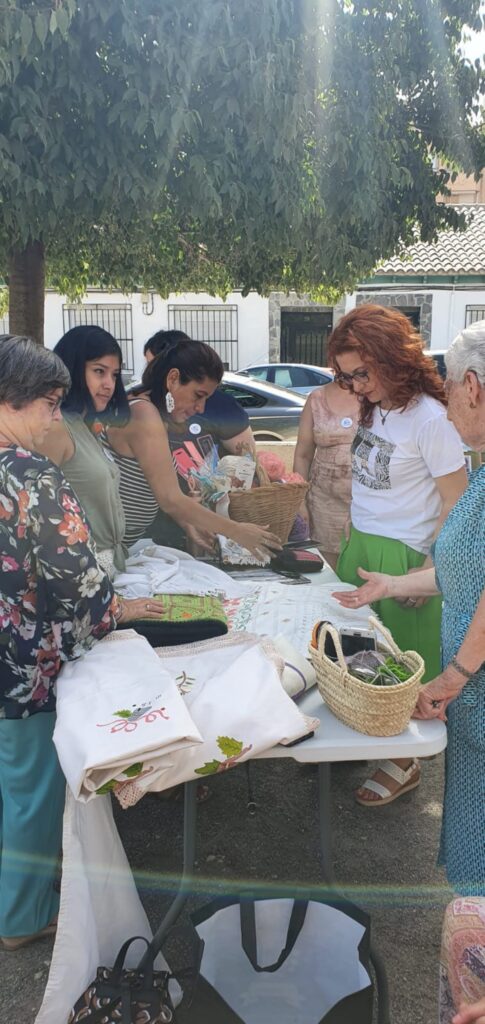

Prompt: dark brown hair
xmin=328 ymin=304 xmax=446 ymax=427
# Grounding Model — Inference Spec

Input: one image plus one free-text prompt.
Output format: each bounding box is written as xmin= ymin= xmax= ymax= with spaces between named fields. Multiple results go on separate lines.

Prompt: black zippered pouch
xmin=271 ymin=548 xmax=324 ymax=573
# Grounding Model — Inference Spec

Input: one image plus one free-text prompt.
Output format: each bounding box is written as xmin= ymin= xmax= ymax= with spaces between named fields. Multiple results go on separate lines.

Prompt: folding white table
xmin=146 ymin=563 xmax=447 ymax=1024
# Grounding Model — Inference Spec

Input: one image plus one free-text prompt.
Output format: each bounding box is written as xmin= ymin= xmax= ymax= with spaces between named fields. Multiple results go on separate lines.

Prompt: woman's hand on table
xmin=412 ymin=669 xmax=464 ymax=722
xmin=185 ymin=523 xmax=217 ymax=554
xmin=232 ymin=522 xmax=282 ymax=559
xmin=453 ymin=997 xmax=485 ymax=1024
xmin=332 ymin=567 xmax=392 ymax=608
xmin=116 ymin=596 xmax=166 ymax=624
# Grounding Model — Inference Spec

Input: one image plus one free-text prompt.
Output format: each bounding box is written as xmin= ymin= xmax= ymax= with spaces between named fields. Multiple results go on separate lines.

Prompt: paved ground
xmin=1 ymin=754 xmax=451 ymax=1023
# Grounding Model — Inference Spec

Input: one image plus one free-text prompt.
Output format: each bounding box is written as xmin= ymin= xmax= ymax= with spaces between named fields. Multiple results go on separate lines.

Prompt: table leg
xmin=145 ymin=779 xmax=198 ymax=954
xmin=317 ymin=763 xmax=334 ymax=883
xmin=317 ymin=763 xmax=391 ymax=1024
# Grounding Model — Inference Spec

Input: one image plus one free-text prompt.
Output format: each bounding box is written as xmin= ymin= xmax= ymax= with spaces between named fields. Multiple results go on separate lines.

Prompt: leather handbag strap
xmin=111 ymin=935 xmax=158 ymax=990
xmin=240 ymin=900 xmax=308 ymax=973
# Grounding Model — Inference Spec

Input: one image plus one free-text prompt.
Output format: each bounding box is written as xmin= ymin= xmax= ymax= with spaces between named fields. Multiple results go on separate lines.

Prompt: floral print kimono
xmin=0 ymin=446 xmax=118 ymax=940
xmin=0 ymin=447 xmax=116 ymax=719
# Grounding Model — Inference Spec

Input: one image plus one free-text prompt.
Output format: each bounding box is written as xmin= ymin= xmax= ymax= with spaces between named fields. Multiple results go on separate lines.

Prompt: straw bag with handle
xmin=228 ymin=458 xmax=308 ymax=545
xmin=309 ymin=616 xmax=424 ymax=736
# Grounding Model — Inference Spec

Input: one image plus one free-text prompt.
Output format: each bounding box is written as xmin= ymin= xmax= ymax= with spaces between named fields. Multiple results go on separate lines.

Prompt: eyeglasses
xmin=334 ymin=369 xmax=370 ymax=390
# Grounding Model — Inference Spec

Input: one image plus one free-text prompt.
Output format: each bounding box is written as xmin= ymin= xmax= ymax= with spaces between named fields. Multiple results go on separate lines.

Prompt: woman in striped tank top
xmin=105 ymin=336 xmax=281 ymax=559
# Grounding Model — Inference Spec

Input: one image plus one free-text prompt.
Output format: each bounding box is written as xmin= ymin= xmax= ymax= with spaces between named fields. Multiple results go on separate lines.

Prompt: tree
xmin=0 ymin=0 xmax=483 ymax=343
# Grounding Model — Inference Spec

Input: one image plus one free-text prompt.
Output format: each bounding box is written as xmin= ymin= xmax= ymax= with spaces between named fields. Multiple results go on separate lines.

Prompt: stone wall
xmin=356 ymin=291 xmax=433 ymax=345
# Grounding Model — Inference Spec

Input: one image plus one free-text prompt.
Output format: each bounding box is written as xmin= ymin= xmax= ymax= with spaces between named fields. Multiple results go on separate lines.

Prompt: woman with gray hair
xmin=332 ymin=319 xmax=485 ymax=894
xmin=0 ymin=335 xmax=164 ymax=952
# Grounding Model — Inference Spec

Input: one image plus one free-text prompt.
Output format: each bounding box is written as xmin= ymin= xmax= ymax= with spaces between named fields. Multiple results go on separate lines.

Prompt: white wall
xmin=344 ymin=288 xmax=485 ymax=350
xmin=44 ymin=289 xmax=269 ymax=377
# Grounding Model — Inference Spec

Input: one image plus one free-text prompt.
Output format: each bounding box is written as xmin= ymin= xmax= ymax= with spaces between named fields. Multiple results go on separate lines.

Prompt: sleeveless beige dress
xmin=306 ymin=387 xmax=356 ymax=561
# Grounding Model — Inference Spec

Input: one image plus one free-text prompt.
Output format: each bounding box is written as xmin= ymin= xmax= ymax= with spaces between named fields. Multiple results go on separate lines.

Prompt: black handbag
xmin=68 ymin=936 xmax=176 ymax=1024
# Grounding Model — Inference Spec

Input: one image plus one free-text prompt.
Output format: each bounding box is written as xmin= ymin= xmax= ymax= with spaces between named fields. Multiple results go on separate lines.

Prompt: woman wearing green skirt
xmin=329 ymin=305 xmax=467 ymax=806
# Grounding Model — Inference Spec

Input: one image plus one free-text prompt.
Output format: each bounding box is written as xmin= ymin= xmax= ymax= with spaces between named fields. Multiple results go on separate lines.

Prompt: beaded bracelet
xmin=449 ymin=654 xmax=475 ymax=680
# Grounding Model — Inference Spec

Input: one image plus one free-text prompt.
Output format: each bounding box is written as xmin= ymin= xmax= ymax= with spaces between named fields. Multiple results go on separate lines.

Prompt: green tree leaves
xmin=0 ymin=0 xmax=483 ymax=339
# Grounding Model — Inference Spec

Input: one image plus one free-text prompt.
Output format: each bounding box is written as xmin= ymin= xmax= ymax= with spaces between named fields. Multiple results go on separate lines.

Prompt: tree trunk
xmin=8 ymin=240 xmax=45 ymax=345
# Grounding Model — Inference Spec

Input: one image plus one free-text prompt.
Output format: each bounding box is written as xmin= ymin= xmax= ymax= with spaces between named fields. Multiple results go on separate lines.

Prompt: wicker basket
xmin=308 ymin=616 xmax=424 ymax=736
xmin=228 ymin=459 xmax=308 ymax=544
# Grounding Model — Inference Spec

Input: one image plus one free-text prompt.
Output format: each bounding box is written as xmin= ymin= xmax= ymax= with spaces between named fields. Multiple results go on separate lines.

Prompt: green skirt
xmin=337 ymin=526 xmax=441 ymax=682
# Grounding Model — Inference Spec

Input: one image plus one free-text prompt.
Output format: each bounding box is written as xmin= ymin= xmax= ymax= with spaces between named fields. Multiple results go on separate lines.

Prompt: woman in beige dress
xmin=293 ymin=380 xmax=360 ymax=568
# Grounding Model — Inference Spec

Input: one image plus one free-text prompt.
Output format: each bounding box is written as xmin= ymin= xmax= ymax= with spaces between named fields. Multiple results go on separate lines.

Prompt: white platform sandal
xmin=355 ymin=758 xmax=420 ymax=808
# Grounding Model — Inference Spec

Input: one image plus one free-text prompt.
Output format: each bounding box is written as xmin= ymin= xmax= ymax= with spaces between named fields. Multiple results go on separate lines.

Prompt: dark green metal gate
xmin=280 ymin=310 xmax=334 ymax=365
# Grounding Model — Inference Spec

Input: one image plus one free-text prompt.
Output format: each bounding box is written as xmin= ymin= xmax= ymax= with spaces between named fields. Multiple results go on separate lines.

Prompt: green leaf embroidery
xmin=96 ymin=779 xmax=117 ymax=795
xmin=217 ymin=737 xmax=244 ymax=758
xmin=114 ymin=709 xmax=132 ymax=718
xmin=195 ymin=760 xmax=221 ymax=776
xmin=124 ymin=762 xmax=143 ymax=778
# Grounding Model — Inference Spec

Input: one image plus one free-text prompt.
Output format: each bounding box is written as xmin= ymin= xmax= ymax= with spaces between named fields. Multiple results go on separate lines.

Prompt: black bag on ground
xmin=180 ymin=894 xmax=373 ymax=1024
xmin=68 ymin=936 xmax=176 ymax=1024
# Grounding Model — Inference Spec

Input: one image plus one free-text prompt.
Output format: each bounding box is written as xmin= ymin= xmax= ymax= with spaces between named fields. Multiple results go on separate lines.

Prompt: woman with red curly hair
xmin=328 ymin=304 xmax=467 ymax=806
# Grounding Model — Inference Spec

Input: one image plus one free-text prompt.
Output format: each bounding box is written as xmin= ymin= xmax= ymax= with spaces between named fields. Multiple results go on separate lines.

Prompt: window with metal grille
xmin=168 ymin=304 xmax=238 ymax=370
xmin=466 ymin=305 xmax=485 ymax=327
xmin=62 ymin=304 xmax=134 ymax=373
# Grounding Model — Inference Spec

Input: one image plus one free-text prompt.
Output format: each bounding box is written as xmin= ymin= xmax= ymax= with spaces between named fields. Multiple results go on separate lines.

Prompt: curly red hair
xmin=328 ymin=304 xmax=446 ymax=428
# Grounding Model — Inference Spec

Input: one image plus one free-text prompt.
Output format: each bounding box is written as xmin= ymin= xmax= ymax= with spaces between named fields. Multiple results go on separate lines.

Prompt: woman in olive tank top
xmin=40 ymin=326 xmax=130 ymax=575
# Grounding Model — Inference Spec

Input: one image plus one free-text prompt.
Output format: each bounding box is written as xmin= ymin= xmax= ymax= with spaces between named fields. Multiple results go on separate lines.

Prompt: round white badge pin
xmin=340 ymin=417 xmax=353 ymax=429
xmin=189 ymin=422 xmax=202 ymax=435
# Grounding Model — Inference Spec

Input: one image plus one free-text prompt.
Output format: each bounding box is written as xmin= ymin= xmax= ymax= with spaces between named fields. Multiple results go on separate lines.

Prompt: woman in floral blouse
xmin=0 ymin=336 xmax=164 ymax=951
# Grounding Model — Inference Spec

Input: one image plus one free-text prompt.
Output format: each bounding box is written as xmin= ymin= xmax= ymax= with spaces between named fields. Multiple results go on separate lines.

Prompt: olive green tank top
xmin=62 ymin=413 xmax=126 ymax=572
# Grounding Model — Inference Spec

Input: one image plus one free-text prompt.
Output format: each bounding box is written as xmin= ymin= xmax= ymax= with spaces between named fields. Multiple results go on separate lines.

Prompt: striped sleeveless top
xmin=101 ymin=400 xmax=160 ymax=547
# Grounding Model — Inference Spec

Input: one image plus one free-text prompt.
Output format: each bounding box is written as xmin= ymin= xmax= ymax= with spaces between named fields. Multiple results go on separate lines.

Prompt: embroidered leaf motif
xmin=218 ymin=736 xmax=243 ymax=757
xmin=194 ymin=759 xmax=221 ymax=776
xmin=96 ymin=778 xmax=117 ymax=795
xmin=124 ymin=762 xmax=143 ymax=778
xmin=114 ymin=709 xmax=131 ymax=718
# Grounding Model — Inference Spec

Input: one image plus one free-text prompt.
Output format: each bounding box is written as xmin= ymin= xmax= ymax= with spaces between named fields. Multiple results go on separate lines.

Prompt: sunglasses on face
xmin=334 ymin=368 xmax=370 ymax=390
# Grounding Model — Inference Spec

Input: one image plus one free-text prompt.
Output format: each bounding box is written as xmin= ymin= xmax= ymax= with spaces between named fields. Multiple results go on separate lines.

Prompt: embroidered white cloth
xmin=53 ymin=631 xmax=202 ymax=801
xmin=35 ymin=790 xmax=181 ymax=1024
xmin=224 ymin=581 xmax=378 ymax=658
xmin=114 ymin=541 xmax=249 ymax=600
xmin=115 ymin=633 xmax=318 ymax=808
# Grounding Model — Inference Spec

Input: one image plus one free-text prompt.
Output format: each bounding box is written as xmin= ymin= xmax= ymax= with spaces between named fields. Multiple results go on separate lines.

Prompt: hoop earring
xmin=165 ymin=391 xmax=175 ymax=414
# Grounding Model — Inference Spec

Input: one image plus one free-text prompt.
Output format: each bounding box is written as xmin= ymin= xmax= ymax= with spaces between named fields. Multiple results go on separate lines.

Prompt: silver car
xmin=218 ymin=372 xmax=306 ymax=440
xmin=238 ymin=362 xmax=333 ymax=394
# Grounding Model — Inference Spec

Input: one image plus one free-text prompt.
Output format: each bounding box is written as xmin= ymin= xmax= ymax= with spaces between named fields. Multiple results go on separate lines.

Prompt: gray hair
xmin=445 ymin=321 xmax=485 ymax=386
xmin=0 ymin=335 xmax=71 ymax=409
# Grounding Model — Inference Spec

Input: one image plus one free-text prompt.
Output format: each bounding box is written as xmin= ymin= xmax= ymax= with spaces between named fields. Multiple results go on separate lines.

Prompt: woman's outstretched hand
xmin=332 ymin=567 xmax=392 ymax=608
xmin=233 ymin=522 xmax=282 ymax=558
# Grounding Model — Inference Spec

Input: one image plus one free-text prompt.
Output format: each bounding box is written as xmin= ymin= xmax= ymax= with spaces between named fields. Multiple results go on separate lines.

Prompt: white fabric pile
xmin=113 ymin=541 xmax=249 ymax=600
xmin=53 ymin=630 xmax=317 ymax=807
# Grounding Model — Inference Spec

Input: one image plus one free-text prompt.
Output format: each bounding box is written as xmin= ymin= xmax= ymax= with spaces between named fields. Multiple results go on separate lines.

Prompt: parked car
xmin=218 ymin=372 xmax=306 ymax=440
xmin=238 ymin=362 xmax=333 ymax=394
xmin=127 ymin=371 xmax=306 ymax=441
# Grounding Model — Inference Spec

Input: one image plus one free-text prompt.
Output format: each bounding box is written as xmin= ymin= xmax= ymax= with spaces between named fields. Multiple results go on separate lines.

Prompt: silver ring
xmin=146 ymin=603 xmax=150 ymax=611
xmin=407 ymin=598 xmax=417 ymax=607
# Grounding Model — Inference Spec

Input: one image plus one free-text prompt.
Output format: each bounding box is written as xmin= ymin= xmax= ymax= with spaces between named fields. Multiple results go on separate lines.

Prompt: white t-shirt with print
xmin=350 ymin=395 xmax=465 ymax=555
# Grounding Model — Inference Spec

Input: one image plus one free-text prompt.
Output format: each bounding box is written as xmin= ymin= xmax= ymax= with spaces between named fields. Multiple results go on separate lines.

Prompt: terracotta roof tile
xmin=377 ymin=205 xmax=485 ymax=275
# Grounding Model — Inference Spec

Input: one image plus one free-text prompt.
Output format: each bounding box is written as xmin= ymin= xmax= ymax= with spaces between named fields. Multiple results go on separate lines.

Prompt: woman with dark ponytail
xmin=104 ymin=334 xmax=280 ymax=559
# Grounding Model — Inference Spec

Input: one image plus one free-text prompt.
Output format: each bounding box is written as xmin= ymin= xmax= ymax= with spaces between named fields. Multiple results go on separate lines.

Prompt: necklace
xmin=378 ymin=404 xmax=393 ymax=425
